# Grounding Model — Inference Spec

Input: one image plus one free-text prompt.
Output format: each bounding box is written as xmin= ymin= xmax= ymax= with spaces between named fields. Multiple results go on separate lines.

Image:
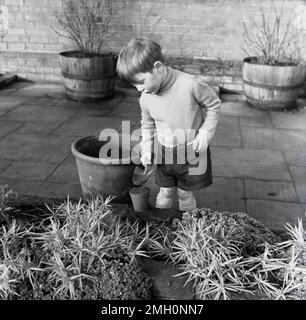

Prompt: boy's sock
xmin=155 ymin=186 xmax=176 ymax=209
xmin=177 ymin=188 xmax=197 ymax=211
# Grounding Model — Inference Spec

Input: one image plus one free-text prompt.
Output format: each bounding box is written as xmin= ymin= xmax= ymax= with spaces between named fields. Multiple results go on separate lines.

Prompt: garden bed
xmin=1 ymin=185 xmax=305 ymax=300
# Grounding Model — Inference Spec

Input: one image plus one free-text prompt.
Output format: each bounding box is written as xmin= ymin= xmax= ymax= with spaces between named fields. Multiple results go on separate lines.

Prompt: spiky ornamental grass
xmin=148 ymin=209 xmax=306 ymax=300
xmin=1 ymin=186 xmax=306 ymax=300
xmin=0 ymin=195 xmax=152 ymax=300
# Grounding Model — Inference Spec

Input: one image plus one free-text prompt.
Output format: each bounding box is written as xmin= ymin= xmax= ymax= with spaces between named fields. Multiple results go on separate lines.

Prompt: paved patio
xmin=0 ymin=80 xmax=306 ymax=234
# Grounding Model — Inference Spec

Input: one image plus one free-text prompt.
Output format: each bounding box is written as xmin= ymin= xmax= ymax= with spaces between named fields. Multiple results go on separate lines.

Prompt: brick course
xmin=0 ymin=0 xmax=305 ymax=91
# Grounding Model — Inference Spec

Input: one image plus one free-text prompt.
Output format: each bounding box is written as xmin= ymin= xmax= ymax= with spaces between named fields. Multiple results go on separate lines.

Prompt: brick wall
xmin=0 ymin=0 xmax=305 ymax=92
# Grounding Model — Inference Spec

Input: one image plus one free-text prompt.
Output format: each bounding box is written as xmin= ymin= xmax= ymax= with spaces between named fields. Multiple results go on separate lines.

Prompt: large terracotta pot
xmin=242 ymin=57 xmax=305 ymax=110
xmin=59 ymin=50 xmax=117 ymax=102
xmin=71 ymin=134 xmax=140 ymax=203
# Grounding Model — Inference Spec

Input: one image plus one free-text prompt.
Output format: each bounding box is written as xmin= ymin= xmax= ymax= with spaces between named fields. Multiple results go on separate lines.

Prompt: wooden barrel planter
xmin=59 ymin=50 xmax=117 ymax=102
xmin=242 ymin=57 xmax=305 ymax=110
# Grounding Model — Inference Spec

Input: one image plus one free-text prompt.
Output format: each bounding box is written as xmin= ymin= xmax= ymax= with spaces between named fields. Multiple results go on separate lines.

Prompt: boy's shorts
xmin=155 ymin=144 xmax=212 ymax=191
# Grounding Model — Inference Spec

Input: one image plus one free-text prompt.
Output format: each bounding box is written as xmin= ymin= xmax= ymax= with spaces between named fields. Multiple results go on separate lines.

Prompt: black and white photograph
xmin=0 ymin=0 xmax=305 ymax=314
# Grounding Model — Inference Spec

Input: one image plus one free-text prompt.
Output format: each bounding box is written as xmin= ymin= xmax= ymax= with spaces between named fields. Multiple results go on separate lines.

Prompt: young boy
xmin=116 ymin=38 xmax=221 ymax=211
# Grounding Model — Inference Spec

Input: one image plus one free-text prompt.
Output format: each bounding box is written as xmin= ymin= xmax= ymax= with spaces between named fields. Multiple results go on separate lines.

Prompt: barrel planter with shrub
xmin=54 ymin=0 xmax=116 ymax=102
xmin=243 ymin=57 xmax=305 ymax=110
xmin=59 ymin=51 xmax=117 ymax=102
xmin=242 ymin=2 xmax=306 ymax=111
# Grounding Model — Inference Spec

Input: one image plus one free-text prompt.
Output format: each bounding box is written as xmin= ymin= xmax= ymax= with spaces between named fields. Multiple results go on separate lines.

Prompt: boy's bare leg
xmin=155 ymin=186 xmax=176 ymax=209
xmin=177 ymin=187 xmax=197 ymax=211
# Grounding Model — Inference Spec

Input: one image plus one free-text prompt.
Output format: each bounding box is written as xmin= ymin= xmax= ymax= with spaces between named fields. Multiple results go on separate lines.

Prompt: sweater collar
xmin=157 ymin=66 xmax=176 ymax=94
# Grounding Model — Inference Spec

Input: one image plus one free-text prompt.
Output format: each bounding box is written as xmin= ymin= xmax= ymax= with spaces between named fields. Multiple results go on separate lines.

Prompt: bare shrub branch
xmin=242 ymin=0 xmax=302 ymax=65
xmin=52 ymin=0 xmax=112 ymax=55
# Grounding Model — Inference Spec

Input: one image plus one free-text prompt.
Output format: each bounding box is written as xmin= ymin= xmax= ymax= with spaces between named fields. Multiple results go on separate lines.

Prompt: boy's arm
xmin=140 ymin=97 xmax=156 ymax=157
xmin=193 ymin=77 xmax=221 ymax=144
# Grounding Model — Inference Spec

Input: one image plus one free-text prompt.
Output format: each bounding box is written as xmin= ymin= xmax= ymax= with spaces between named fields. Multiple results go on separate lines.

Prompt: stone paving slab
xmin=0 ymin=96 xmax=33 ymax=112
xmin=0 ymin=89 xmax=16 ymax=96
xmin=73 ymin=104 xmax=116 ymax=118
xmin=1 ymin=104 xmax=76 ymax=124
xmin=241 ymin=126 xmax=306 ymax=151
xmin=0 ymin=176 xmax=82 ymax=201
xmin=194 ymin=177 xmax=246 ymax=212
xmin=270 ymin=110 xmax=306 ymax=131
xmin=239 ymin=115 xmax=273 ymax=128
xmin=220 ymin=101 xmax=267 ymax=117
xmin=0 ymin=133 xmax=75 ymax=164
xmin=0 ymin=120 xmax=23 ymax=139
xmin=16 ymin=122 xmax=62 ymax=135
xmin=245 ymin=179 xmax=298 ymax=202
xmin=289 ymin=166 xmax=306 ymax=203
xmin=0 ymin=160 xmax=11 ymax=174
xmin=211 ymin=147 xmax=291 ymax=181
xmin=12 ymin=83 xmax=65 ymax=98
xmin=27 ymin=96 xmax=62 ymax=106
xmin=110 ymin=102 xmax=141 ymax=118
xmin=54 ymin=95 xmax=123 ymax=109
xmin=54 ymin=116 xmax=138 ymax=137
xmin=215 ymin=116 xmax=240 ymax=135
xmin=284 ymin=151 xmax=306 ymax=167
xmin=1 ymin=162 xmax=56 ymax=181
xmin=211 ymin=134 xmax=242 ymax=148
xmin=247 ymin=199 xmax=306 ymax=232
xmin=46 ymin=155 xmax=80 ymax=185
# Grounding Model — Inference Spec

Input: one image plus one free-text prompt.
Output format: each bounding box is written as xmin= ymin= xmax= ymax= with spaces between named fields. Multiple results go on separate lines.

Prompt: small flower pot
xmin=129 ymin=187 xmax=150 ymax=212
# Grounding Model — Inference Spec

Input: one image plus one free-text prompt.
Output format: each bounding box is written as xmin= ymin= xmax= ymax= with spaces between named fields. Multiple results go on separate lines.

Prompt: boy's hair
xmin=116 ymin=38 xmax=164 ymax=83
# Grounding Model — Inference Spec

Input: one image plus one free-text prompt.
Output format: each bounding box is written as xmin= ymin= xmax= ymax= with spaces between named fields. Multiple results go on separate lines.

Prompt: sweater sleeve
xmin=139 ymin=95 xmax=156 ymax=154
xmin=192 ymin=77 xmax=221 ymax=142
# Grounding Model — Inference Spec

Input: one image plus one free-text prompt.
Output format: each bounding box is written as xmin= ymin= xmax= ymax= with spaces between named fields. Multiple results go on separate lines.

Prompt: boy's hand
xmin=193 ymin=129 xmax=209 ymax=154
xmin=140 ymin=152 xmax=152 ymax=167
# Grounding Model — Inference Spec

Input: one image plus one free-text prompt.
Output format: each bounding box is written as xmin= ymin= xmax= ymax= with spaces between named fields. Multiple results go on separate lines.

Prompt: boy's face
xmin=132 ymin=62 xmax=165 ymax=94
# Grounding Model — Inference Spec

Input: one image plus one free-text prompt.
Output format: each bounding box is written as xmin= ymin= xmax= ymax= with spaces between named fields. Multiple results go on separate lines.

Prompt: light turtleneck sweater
xmin=139 ymin=66 xmax=221 ymax=154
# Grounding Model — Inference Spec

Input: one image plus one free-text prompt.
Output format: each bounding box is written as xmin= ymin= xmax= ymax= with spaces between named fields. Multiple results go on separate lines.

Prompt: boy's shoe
xmin=178 ymin=196 xmax=197 ymax=211
xmin=155 ymin=196 xmax=173 ymax=209
xmin=155 ymin=191 xmax=174 ymax=209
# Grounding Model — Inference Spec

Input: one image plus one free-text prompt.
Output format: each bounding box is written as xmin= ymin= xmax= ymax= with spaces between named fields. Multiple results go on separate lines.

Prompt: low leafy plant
xmin=148 ymin=208 xmax=280 ymax=258
xmin=1 ymin=185 xmax=306 ymax=300
xmin=0 ymin=193 xmax=152 ymax=300
xmin=148 ymin=209 xmax=306 ymax=300
xmin=274 ymin=220 xmax=306 ymax=300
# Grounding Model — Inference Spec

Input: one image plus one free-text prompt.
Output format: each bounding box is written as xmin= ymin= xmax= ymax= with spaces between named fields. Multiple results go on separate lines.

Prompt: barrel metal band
xmin=243 ymin=79 xmax=302 ymax=90
xmin=62 ymin=71 xmax=116 ymax=80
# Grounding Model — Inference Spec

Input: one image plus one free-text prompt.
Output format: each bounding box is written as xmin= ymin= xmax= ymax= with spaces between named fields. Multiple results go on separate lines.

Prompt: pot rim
xmin=71 ymin=135 xmax=140 ymax=165
xmin=243 ymin=56 xmax=303 ymax=68
xmin=59 ymin=50 xmax=117 ymax=58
